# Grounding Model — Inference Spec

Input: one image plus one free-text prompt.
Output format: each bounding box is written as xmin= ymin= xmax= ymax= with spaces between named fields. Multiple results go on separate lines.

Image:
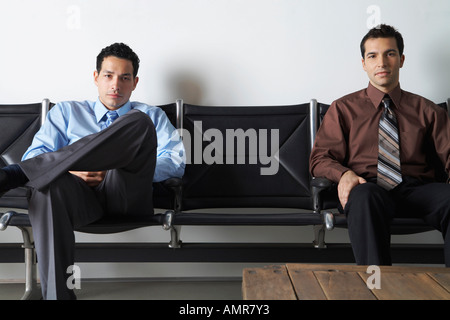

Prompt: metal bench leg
xmin=169 ymin=225 xmax=182 ymax=249
xmin=313 ymin=212 xmax=336 ymax=249
xmin=18 ymin=226 xmax=42 ymax=300
xmin=162 ymin=211 xmax=182 ymax=248
xmin=313 ymin=225 xmax=327 ymax=249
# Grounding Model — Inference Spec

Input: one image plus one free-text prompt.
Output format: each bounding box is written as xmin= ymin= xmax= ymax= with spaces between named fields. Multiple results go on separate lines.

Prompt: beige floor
xmin=0 ymin=278 xmax=243 ymax=300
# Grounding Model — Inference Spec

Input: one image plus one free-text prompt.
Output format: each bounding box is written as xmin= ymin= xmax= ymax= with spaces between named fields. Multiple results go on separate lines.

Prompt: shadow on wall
xmin=432 ymin=48 xmax=450 ymax=99
xmin=168 ymin=72 xmax=204 ymax=105
xmin=422 ymin=31 xmax=450 ymax=100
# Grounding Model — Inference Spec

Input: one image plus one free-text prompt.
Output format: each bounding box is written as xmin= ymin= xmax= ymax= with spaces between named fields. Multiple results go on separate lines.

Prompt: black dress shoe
xmin=0 ymin=165 xmax=28 ymax=194
xmin=0 ymin=170 xmax=13 ymax=198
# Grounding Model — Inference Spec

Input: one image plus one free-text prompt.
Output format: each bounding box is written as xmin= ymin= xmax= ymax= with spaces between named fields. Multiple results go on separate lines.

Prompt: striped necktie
xmin=377 ymin=96 xmax=402 ymax=190
xmin=105 ymin=110 xmax=119 ymax=127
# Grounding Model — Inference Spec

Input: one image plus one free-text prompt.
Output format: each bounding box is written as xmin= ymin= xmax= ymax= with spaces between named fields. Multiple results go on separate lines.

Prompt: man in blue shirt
xmin=0 ymin=43 xmax=185 ymax=299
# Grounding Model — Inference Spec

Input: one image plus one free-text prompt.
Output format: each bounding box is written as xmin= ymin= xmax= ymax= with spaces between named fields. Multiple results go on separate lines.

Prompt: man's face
xmin=94 ymin=56 xmax=139 ymax=110
xmin=362 ymin=37 xmax=405 ymax=93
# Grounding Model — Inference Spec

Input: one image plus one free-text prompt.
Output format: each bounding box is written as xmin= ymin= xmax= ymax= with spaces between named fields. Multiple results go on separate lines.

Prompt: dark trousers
xmin=341 ymin=177 xmax=450 ymax=266
xmin=19 ymin=110 xmax=157 ymax=299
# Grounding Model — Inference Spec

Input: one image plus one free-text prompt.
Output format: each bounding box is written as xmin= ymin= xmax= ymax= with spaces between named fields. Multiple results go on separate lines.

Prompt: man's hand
xmin=70 ymin=171 xmax=106 ymax=187
xmin=338 ymin=170 xmax=367 ymax=209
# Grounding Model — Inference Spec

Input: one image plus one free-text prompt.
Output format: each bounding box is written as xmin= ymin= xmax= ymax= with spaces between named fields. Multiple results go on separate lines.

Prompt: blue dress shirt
xmin=22 ymin=99 xmax=185 ymax=182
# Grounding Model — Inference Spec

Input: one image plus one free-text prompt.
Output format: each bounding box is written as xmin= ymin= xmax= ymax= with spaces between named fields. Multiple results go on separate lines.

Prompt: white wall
xmin=1 ymin=0 xmax=449 ymax=105
xmin=0 ymin=0 xmax=448 ymax=279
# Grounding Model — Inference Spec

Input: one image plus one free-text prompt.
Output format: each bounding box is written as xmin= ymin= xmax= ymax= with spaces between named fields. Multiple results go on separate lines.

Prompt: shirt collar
xmin=366 ymin=82 xmax=402 ymax=109
xmin=94 ymin=99 xmax=132 ymax=123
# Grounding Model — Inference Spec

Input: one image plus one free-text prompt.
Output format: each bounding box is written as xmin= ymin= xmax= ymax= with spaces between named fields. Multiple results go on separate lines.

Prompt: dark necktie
xmin=105 ymin=110 xmax=119 ymax=127
xmin=377 ymin=96 xmax=402 ymax=190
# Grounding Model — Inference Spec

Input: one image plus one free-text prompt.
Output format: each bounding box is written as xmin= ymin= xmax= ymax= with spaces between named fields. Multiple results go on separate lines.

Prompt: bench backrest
xmin=0 ymin=100 xmax=178 ymax=211
xmin=0 ymin=101 xmax=50 ymax=166
xmin=318 ymin=100 xmax=449 ymax=183
xmin=179 ymin=101 xmax=318 ymax=210
xmin=0 ymin=100 xmax=50 ymax=208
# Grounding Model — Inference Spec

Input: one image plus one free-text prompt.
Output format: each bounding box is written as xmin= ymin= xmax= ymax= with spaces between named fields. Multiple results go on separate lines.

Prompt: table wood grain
xmin=242 ymin=264 xmax=450 ymax=300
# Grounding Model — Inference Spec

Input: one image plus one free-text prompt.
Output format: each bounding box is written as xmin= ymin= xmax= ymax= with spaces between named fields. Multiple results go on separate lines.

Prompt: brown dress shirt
xmin=310 ymin=83 xmax=450 ymax=183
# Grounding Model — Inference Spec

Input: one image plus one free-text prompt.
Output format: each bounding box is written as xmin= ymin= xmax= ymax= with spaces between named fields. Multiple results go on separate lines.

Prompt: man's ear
xmin=133 ymin=76 xmax=139 ymax=90
xmin=400 ymin=54 xmax=405 ymax=68
xmin=94 ymin=70 xmax=99 ymax=86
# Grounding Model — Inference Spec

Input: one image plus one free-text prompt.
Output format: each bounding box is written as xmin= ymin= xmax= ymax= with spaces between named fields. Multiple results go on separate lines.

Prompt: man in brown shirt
xmin=310 ymin=24 xmax=450 ymax=266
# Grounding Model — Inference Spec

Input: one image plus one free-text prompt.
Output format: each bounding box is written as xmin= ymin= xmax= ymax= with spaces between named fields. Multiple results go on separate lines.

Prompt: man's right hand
xmin=338 ymin=170 xmax=367 ymax=209
xmin=70 ymin=171 xmax=106 ymax=187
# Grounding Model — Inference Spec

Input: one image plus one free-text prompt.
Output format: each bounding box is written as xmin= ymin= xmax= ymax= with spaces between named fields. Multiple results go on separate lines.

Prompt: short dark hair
xmin=96 ymin=43 xmax=140 ymax=78
xmin=360 ymin=24 xmax=404 ymax=58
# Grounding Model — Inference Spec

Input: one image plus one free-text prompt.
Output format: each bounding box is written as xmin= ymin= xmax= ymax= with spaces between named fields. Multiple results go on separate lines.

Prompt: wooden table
xmin=242 ymin=264 xmax=450 ymax=300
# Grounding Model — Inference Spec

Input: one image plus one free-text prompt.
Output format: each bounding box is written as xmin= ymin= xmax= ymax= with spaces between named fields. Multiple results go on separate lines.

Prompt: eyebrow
xmin=366 ymin=48 xmax=398 ymax=57
xmin=102 ymin=70 xmax=133 ymax=77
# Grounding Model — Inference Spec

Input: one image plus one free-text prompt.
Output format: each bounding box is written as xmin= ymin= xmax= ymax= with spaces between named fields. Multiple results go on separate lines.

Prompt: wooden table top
xmin=242 ymin=264 xmax=450 ymax=300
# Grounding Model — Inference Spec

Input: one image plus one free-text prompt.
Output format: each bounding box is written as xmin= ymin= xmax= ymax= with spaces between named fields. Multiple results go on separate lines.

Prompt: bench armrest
xmin=311 ymin=177 xmax=335 ymax=214
xmin=160 ymin=177 xmax=183 ymax=212
xmin=0 ymin=211 xmax=31 ymax=230
xmin=311 ymin=177 xmax=334 ymax=189
xmin=160 ymin=177 xmax=183 ymax=188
